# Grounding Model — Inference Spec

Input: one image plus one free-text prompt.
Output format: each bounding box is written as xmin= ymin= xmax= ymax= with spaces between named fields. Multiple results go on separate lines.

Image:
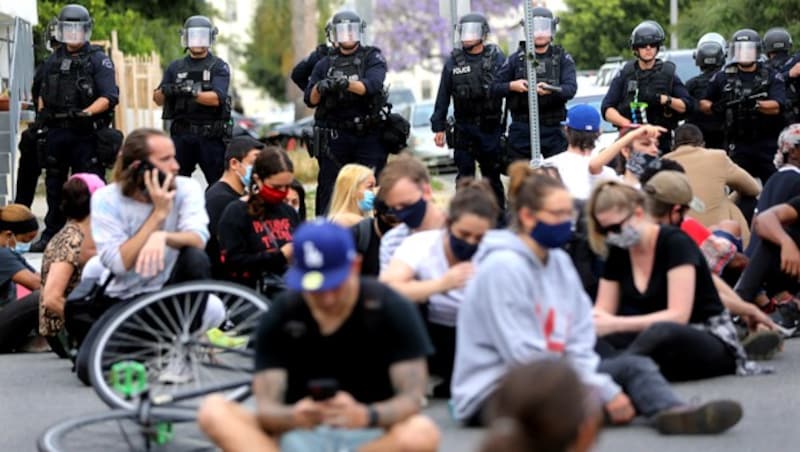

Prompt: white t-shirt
xmin=392 ymin=229 xmax=464 ymax=327
xmin=545 ymin=151 xmax=617 ymax=200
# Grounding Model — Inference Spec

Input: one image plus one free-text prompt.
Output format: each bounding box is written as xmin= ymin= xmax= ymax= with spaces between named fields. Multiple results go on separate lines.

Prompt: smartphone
xmin=137 ymin=160 xmax=169 ymax=191
xmin=308 ymin=378 xmax=339 ymax=401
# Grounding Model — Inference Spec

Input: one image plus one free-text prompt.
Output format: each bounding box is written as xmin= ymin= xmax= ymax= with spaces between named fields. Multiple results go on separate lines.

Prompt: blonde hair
xmin=327 ymin=164 xmax=375 ymax=219
xmin=585 ymin=180 xmax=644 ymax=256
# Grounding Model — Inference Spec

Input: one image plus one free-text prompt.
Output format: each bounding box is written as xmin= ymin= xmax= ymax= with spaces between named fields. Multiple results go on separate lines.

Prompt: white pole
xmin=670 ymin=0 xmax=678 ymax=50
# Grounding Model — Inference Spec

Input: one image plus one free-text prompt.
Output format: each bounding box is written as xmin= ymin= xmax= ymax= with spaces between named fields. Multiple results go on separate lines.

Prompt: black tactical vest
xmin=767 ymin=54 xmax=799 ymax=123
xmin=507 ymin=44 xmax=564 ymax=125
xmin=41 ymin=45 xmax=103 ymax=116
xmin=686 ymin=70 xmax=725 ymax=132
xmin=163 ymin=55 xmax=231 ymax=122
xmin=616 ymin=59 xmax=677 ymax=128
xmin=450 ymin=44 xmax=502 ymax=122
xmin=721 ymin=64 xmax=775 ymax=142
xmin=316 ymin=46 xmax=385 ymax=121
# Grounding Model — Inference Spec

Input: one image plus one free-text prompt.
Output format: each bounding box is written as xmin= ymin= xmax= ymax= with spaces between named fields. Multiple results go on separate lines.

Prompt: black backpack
xmin=379 ymin=103 xmax=410 ymax=154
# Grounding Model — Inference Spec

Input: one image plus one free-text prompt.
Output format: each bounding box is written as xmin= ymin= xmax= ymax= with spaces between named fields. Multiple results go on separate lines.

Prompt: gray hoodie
xmin=450 ymin=229 xmax=621 ymax=421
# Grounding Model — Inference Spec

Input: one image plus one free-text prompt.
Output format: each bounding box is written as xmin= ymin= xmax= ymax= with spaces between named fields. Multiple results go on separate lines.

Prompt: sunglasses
xmin=594 ymin=210 xmax=634 ymax=235
xmin=635 ymin=43 xmax=658 ymax=49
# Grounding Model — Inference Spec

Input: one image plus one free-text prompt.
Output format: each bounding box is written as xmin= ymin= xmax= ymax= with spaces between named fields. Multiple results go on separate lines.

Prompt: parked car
xmin=400 ymin=100 xmax=456 ymax=173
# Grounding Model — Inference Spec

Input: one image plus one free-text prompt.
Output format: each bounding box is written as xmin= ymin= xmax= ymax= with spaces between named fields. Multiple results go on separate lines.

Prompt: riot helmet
xmin=693 ymin=32 xmax=726 ymax=69
xmin=729 ymin=29 xmax=761 ymax=66
xmin=181 ymin=16 xmax=218 ymax=49
xmin=456 ymin=13 xmax=489 ymax=46
xmin=55 ymin=4 xmax=92 ymax=45
xmin=529 ymin=6 xmax=559 ymax=47
xmin=630 ymin=20 xmax=665 ymax=50
xmin=330 ymin=11 xmax=365 ymax=49
xmin=764 ymin=27 xmax=792 ymax=54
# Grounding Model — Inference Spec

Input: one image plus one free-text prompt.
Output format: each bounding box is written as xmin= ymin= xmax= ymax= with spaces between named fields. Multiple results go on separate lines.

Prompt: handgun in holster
xmin=311 ymin=126 xmax=329 ymax=159
xmin=445 ymin=116 xmax=456 ymax=149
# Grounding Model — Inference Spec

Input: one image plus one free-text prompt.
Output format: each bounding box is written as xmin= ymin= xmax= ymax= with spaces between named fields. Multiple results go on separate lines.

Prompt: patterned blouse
xmin=39 ymin=223 xmax=85 ymax=336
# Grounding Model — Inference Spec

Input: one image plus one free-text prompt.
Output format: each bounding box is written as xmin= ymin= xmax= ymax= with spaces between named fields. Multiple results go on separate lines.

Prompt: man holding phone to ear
xmin=198 ymin=220 xmax=440 ymax=452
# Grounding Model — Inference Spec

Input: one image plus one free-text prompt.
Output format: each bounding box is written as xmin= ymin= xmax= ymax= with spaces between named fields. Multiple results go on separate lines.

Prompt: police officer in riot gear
xmin=291 ymin=20 xmax=334 ymax=91
xmin=492 ymin=6 xmax=577 ymax=161
xmin=685 ymin=32 xmax=727 ymax=149
xmin=154 ymin=15 xmax=231 ymax=184
xmin=32 ymin=4 xmax=119 ymax=252
xmin=305 ymin=10 xmax=388 ymax=216
xmin=764 ymin=28 xmax=800 ymax=123
xmin=701 ymin=29 xmax=786 ymax=183
xmin=430 ymin=13 xmax=506 ymax=208
xmin=601 ymin=20 xmax=691 ymax=153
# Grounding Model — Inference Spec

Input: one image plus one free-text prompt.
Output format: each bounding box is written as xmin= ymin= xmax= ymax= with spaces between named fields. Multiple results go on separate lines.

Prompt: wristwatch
xmin=367 ymin=405 xmax=379 ymax=427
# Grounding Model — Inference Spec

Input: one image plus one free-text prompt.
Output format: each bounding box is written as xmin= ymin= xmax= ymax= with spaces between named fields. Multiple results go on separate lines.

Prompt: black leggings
xmin=0 ymin=291 xmax=40 ymax=353
xmin=597 ymin=322 xmax=736 ymax=382
xmin=426 ymin=321 xmax=456 ymax=398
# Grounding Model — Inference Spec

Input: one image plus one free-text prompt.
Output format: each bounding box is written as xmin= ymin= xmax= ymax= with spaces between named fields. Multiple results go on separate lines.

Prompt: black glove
xmin=741 ymin=96 xmax=758 ymax=111
xmin=711 ymin=101 xmax=725 ymax=115
xmin=176 ymin=80 xmax=198 ymax=97
xmin=317 ymin=78 xmax=335 ymax=96
xmin=160 ymin=83 xmax=177 ymax=96
xmin=331 ymin=75 xmax=350 ymax=93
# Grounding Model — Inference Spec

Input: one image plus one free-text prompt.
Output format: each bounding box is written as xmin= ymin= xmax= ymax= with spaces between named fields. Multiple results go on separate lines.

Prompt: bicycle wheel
xmin=89 ymin=281 xmax=268 ymax=411
xmin=38 ymin=409 xmax=210 ymax=452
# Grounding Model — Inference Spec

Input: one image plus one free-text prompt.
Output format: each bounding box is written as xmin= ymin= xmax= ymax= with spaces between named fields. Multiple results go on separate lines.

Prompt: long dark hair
xmin=247 ymin=146 xmax=294 ymax=219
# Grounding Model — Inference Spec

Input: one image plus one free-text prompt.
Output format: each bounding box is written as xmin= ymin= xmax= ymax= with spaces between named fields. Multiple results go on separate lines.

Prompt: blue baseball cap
xmin=562 ymin=103 xmax=601 ymax=132
xmin=285 ymin=220 xmax=356 ymax=292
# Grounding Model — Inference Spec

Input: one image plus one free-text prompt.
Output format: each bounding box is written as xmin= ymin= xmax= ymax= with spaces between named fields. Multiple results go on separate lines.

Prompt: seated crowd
xmin=4 ymin=108 xmax=800 ymax=451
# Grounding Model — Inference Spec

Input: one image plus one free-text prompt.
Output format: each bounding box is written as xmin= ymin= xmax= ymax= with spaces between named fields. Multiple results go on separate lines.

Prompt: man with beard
xmin=154 ymin=15 xmax=232 ymax=184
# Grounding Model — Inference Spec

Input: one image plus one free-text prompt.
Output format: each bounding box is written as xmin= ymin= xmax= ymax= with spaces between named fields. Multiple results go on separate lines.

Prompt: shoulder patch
xmin=374 ymin=52 xmax=386 ymax=64
xmin=101 ymin=58 xmax=113 ymax=69
xmin=776 ymin=72 xmax=785 ymax=82
xmin=565 ymin=53 xmax=575 ymax=64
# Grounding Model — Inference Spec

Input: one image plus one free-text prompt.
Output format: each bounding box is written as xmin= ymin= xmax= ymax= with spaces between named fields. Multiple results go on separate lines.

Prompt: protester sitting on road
xmin=381 ymin=179 xmax=499 ymax=397
xmin=76 ymin=128 xmax=224 ymax=385
xmin=378 ymin=154 xmax=446 ymax=272
xmin=664 ymin=124 xmax=761 ymax=246
xmin=451 ymin=163 xmax=743 ymax=434
xmin=545 ymin=104 xmax=616 ymax=200
xmin=352 ymin=197 xmax=400 ymax=277
xmin=39 ymin=174 xmax=105 ymax=339
xmin=205 ymin=136 xmax=264 ymax=278
xmin=0 ymin=204 xmax=42 ymax=353
xmin=218 ymin=147 xmax=299 ymax=298
xmin=285 ymin=180 xmax=307 ymax=222
xmin=327 ymin=163 xmax=376 ymax=227
xmin=588 ymin=124 xmax=665 ymax=187
xmin=588 ymin=180 xmax=768 ymax=380
xmin=642 ymin=171 xmax=782 ymax=360
xmin=198 ymin=220 xmax=440 ymax=452
xmin=479 ymin=359 xmax=602 ymax=452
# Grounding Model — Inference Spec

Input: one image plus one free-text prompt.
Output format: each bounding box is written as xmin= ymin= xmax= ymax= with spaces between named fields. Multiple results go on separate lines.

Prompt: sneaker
xmin=30 ymin=238 xmax=49 ymax=253
xmin=158 ymin=355 xmax=193 ymax=385
xmin=741 ymin=330 xmax=782 ymax=361
xmin=653 ymin=400 xmax=742 ymax=435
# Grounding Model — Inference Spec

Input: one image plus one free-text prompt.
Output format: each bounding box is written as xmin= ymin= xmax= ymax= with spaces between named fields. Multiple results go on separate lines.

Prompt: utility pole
xmin=670 ymin=0 xmax=678 ymax=49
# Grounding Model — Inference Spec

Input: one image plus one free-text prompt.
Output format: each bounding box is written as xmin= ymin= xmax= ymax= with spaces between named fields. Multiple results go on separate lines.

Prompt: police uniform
xmin=305 ymin=45 xmax=387 ymax=216
xmin=492 ymin=42 xmax=577 ymax=160
xmin=430 ymin=44 xmax=506 ymax=208
xmin=686 ymin=70 xmax=726 ymax=149
xmin=160 ymin=52 xmax=231 ymax=183
xmin=704 ymin=63 xmax=787 ymax=181
xmin=291 ymin=45 xmax=330 ymax=91
xmin=601 ymin=59 xmax=692 ymax=153
xmin=38 ymin=42 xmax=118 ymax=241
xmin=14 ymin=64 xmax=47 ymax=207
xmin=767 ymin=52 xmax=800 ymax=123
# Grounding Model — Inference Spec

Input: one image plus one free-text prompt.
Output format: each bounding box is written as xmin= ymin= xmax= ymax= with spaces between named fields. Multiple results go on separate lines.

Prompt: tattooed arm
xmin=253 ymin=369 xmax=321 ymax=434
xmin=371 ymin=358 xmax=429 ymax=427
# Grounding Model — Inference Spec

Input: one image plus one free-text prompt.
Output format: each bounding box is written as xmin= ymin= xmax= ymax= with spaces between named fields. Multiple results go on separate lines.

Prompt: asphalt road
xmin=2 ymin=339 xmax=800 ymax=452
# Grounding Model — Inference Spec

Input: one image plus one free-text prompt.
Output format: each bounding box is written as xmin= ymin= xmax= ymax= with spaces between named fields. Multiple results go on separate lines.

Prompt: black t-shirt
xmin=351 ymin=218 xmax=381 ymax=276
xmin=254 ymin=278 xmax=434 ymax=404
xmin=205 ymin=181 xmax=242 ymax=276
xmin=217 ymin=199 xmax=299 ymax=288
xmin=603 ymin=226 xmax=724 ymax=323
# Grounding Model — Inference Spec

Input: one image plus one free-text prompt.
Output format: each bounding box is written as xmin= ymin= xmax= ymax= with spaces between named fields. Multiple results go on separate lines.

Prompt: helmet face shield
xmin=56 ymin=21 xmax=91 ymax=45
xmin=732 ymin=41 xmax=758 ymax=64
xmin=457 ymin=22 xmax=485 ymax=42
xmin=333 ymin=22 xmax=361 ymax=45
xmin=532 ymin=17 xmax=553 ymax=39
xmin=182 ymin=27 xmax=212 ymax=48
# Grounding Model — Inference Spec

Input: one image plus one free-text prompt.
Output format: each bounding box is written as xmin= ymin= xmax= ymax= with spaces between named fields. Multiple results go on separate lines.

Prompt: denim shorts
xmin=280 ymin=425 xmax=384 ymax=452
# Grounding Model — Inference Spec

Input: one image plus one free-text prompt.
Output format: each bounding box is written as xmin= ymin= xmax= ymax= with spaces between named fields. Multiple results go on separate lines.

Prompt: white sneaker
xmin=158 ymin=354 xmax=193 ymax=384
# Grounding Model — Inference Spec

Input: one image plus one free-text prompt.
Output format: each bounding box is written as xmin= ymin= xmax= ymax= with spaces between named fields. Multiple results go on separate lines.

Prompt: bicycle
xmin=39 ymin=280 xmax=269 ymax=451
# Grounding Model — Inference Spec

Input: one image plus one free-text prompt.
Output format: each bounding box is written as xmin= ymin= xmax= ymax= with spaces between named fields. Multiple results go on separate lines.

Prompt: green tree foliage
xmin=676 ymin=0 xmax=800 ymax=51
xmin=244 ymin=0 xmax=333 ymax=102
xmin=557 ymin=0 xmax=670 ymax=70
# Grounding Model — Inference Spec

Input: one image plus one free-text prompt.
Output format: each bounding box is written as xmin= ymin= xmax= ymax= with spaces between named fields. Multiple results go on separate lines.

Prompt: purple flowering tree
xmin=372 ymin=0 xmax=523 ymax=72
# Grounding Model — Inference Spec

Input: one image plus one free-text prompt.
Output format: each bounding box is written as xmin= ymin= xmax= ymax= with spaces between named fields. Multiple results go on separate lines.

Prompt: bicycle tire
xmin=88 ymin=281 xmax=268 ymax=411
xmin=38 ymin=408 xmax=209 ymax=452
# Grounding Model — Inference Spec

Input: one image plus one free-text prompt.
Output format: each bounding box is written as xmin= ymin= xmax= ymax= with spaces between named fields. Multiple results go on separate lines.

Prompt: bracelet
xmin=367 ymin=405 xmax=379 ymax=427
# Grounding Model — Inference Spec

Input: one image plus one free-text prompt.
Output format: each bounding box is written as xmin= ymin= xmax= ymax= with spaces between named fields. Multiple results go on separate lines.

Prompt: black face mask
xmin=448 ymin=232 xmax=479 ymax=261
xmin=376 ymin=214 xmax=399 ymax=235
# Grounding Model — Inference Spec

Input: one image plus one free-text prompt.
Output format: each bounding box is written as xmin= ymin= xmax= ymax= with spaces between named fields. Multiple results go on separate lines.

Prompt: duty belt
xmin=321 ymin=114 xmax=382 ymax=133
xmin=172 ymin=120 xmax=230 ymax=138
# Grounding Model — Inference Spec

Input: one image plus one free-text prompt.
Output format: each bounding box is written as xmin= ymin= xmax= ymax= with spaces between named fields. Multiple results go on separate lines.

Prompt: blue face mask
xmin=449 ymin=232 xmax=479 ymax=261
xmin=392 ymin=197 xmax=428 ymax=229
xmin=530 ymin=219 xmax=573 ymax=249
xmin=14 ymin=241 xmax=31 ymax=254
xmin=240 ymin=165 xmax=253 ymax=190
xmin=358 ymin=190 xmax=375 ymax=213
